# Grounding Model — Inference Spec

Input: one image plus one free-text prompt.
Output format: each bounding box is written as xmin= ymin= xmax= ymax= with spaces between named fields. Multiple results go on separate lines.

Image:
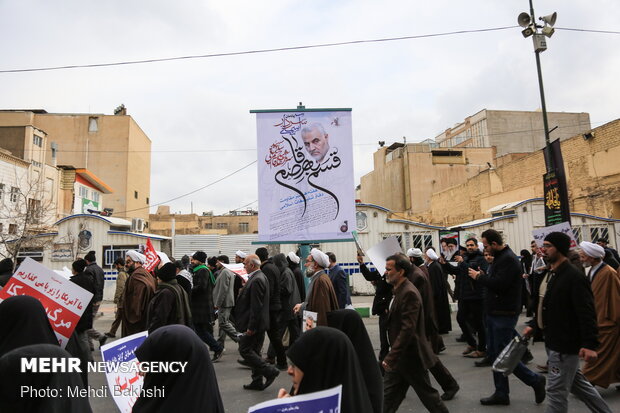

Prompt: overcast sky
xmin=1 ymin=0 xmax=618 ymax=216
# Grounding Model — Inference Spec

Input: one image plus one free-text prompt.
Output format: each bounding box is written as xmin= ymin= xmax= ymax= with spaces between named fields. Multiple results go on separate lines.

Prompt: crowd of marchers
xmin=0 ymin=229 xmax=619 ymax=413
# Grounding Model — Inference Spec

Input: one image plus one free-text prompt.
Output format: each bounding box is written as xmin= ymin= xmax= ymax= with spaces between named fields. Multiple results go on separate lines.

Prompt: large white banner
xmin=256 ymin=110 xmax=355 ymax=242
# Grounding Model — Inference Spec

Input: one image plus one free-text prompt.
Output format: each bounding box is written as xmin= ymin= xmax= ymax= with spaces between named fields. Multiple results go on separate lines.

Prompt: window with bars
xmin=590 ymin=227 xmax=609 ymax=243
xmin=412 ymin=234 xmax=433 ymax=250
xmin=382 ymin=233 xmax=403 ymax=249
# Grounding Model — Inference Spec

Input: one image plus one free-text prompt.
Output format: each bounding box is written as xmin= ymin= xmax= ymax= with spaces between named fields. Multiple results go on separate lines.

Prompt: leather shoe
xmin=212 ymin=349 xmax=223 ymax=362
xmin=98 ymin=336 xmax=108 ymax=347
xmin=480 ymin=393 xmax=510 ymax=406
xmin=533 ymin=376 xmax=546 ymax=404
xmin=262 ymin=368 xmax=280 ymax=390
xmin=475 ymin=357 xmax=492 ymax=367
xmin=237 ymin=358 xmax=251 ymax=368
xmin=276 ymin=362 xmax=288 ymax=371
xmin=441 ymin=384 xmax=459 ymax=401
xmin=243 ymin=380 xmax=264 ymax=390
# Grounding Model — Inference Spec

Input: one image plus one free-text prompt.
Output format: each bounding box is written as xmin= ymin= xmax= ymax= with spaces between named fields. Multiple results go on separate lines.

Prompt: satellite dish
xmin=540 ymin=12 xmax=557 ymax=27
xmin=518 ymin=12 xmax=531 ymax=28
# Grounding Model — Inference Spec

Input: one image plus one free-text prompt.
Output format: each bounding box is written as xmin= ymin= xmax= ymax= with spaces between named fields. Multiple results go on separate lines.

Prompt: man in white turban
xmin=235 ymin=250 xmax=248 ymax=264
xmin=156 ymin=251 xmax=170 ymax=269
xmin=121 ymin=250 xmax=156 ymax=337
xmin=293 ymin=248 xmax=338 ymax=326
xmin=126 ymin=250 xmax=146 ymax=264
xmin=287 ymin=252 xmax=300 ymax=264
xmin=579 ymin=241 xmax=620 ymax=388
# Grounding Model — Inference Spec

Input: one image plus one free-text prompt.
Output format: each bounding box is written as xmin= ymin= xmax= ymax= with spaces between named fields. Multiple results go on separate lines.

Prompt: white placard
xmin=249 ymin=385 xmax=342 ymax=413
xmin=223 ymin=263 xmax=249 ymax=283
xmin=0 ymin=257 xmax=93 ymax=348
xmin=532 ymin=221 xmax=577 ymax=248
xmin=100 ymin=331 xmax=149 ymax=413
xmin=302 ymin=310 xmax=318 ymax=332
xmin=256 ymin=111 xmax=355 ymax=242
xmin=366 ymin=236 xmax=403 ymax=276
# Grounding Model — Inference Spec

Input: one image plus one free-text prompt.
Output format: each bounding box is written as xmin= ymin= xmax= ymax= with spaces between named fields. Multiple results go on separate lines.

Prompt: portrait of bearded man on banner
xmin=257 ymin=111 xmax=355 ymax=242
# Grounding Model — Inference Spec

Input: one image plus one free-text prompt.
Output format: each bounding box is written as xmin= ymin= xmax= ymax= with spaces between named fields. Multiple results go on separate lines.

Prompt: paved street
xmin=89 ymin=298 xmax=620 ymax=412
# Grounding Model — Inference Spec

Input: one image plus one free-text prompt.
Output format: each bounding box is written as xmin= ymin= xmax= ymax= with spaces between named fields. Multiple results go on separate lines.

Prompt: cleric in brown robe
xmin=579 ymin=241 xmax=620 ymax=388
xmin=122 ymin=250 xmax=157 ymax=337
xmin=293 ymin=248 xmax=338 ymax=326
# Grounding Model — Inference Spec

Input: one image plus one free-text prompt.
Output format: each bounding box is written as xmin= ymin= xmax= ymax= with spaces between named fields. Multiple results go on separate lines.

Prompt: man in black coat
xmin=84 ymin=251 xmax=106 ymax=349
xmin=191 ymin=251 xmax=223 ymax=359
xmin=235 ymin=254 xmax=279 ymax=390
xmin=469 ymin=229 xmax=545 ymax=406
xmin=255 ymin=247 xmax=286 ymax=369
xmin=357 ymin=253 xmax=392 ymax=362
xmin=446 ymin=238 xmax=487 ymax=358
xmin=67 ymin=259 xmax=95 ymax=387
xmin=524 ymin=232 xmax=612 ymax=413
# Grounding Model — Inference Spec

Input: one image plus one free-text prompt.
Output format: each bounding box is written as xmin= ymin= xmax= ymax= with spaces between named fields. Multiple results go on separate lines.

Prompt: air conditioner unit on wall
xmin=132 ymin=218 xmax=145 ymax=233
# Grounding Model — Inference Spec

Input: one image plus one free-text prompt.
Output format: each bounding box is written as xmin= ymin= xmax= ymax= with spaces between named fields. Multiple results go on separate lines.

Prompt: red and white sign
xmin=143 ymin=238 xmax=160 ymax=272
xmin=0 ymin=257 xmax=94 ymax=348
xmin=223 ymin=263 xmax=249 ymax=283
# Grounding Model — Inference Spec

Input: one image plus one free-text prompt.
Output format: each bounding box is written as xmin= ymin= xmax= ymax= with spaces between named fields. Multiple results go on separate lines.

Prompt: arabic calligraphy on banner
xmin=101 ymin=332 xmax=148 ymax=413
xmin=0 ymin=257 xmax=94 ymax=347
xmin=256 ymin=111 xmax=355 ymax=242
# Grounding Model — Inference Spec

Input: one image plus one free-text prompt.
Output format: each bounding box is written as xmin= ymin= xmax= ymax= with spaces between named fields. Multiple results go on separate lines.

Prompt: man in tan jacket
xmin=104 ymin=257 xmax=129 ymax=340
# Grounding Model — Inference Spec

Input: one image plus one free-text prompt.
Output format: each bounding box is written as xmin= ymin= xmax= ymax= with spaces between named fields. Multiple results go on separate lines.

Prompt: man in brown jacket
xmin=382 ymin=254 xmax=449 ymax=413
xmin=121 ymin=250 xmax=156 ymax=337
xmin=580 ymin=241 xmax=620 ymax=388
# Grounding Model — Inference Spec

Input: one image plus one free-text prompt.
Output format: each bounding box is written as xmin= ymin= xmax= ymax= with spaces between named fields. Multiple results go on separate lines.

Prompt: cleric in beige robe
xmin=294 ymin=248 xmax=339 ymax=326
xmin=580 ymin=242 xmax=620 ymax=388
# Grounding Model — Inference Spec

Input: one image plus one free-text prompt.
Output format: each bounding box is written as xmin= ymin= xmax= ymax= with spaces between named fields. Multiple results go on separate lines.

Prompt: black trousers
xmin=239 ymin=331 xmax=270 ymax=382
xmin=378 ymin=311 xmax=390 ymax=361
xmin=266 ymin=311 xmax=286 ymax=365
xmin=384 ymin=367 xmax=448 ymax=413
xmin=429 ymin=359 xmax=458 ymax=392
xmin=456 ymin=299 xmax=486 ymax=351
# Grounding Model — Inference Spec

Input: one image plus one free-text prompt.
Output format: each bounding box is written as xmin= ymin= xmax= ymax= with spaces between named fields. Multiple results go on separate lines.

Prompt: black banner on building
xmin=543 ymin=140 xmax=571 ymax=226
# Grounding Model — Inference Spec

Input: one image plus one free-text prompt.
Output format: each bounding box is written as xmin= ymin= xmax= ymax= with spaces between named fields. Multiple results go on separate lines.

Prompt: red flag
xmin=143 ymin=238 xmax=160 ymax=272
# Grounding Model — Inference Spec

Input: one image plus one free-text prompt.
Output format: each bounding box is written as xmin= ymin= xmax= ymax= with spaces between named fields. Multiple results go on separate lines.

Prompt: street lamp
xmin=517 ymin=4 xmax=557 ymax=171
xmin=518 ymin=2 xmax=570 ymax=227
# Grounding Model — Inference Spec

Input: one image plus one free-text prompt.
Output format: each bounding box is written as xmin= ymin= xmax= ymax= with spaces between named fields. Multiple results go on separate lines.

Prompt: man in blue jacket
xmin=327 ymin=252 xmax=352 ymax=309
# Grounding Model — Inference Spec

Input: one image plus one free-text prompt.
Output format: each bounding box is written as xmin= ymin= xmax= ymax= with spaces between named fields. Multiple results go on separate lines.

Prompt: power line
xmin=231 ymin=199 xmax=258 ymax=212
xmin=556 ymin=27 xmax=620 ymax=35
xmin=114 ymin=160 xmax=257 ymax=215
xmin=0 ymin=26 xmax=518 ymax=74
